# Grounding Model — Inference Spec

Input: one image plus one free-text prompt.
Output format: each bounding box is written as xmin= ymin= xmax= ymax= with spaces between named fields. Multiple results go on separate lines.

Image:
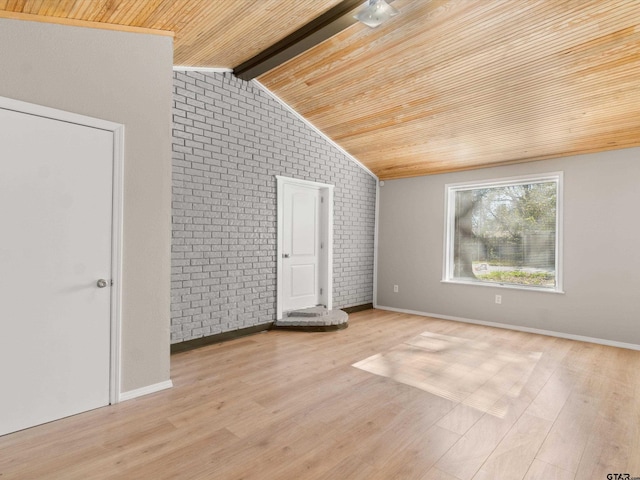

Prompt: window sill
xmin=440 ymin=279 xmax=565 ymax=294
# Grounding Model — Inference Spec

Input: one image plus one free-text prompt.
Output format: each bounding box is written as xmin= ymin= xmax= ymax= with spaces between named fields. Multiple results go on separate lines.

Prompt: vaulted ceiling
xmin=2 ymin=1 xmax=639 ymax=179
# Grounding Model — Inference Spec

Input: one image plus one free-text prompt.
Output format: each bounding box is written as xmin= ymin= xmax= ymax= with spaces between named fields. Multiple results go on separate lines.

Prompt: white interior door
xmin=282 ymin=183 xmax=321 ymax=312
xmin=0 ymin=106 xmax=113 ymax=436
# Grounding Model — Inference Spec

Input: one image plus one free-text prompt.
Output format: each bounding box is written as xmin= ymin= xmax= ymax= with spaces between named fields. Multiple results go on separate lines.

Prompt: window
xmin=444 ymin=173 xmax=562 ymax=292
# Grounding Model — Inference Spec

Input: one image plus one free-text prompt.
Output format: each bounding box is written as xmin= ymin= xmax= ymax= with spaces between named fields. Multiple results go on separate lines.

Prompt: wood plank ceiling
xmin=2 ymin=1 xmax=639 ymax=179
xmin=0 ymin=0 xmax=345 ymax=68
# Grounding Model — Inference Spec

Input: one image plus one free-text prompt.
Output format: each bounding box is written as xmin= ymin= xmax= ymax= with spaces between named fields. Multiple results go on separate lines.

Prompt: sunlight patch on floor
xmin=352 ymin=331 xmax=541 ymax=417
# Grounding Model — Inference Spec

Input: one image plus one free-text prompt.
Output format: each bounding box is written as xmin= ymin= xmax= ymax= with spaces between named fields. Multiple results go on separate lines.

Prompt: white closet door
xmin=0 ymin=107 xmax=113 ymax=436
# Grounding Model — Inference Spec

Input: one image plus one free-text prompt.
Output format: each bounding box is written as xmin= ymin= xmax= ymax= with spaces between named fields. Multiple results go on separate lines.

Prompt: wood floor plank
xmin=434 ymin=407 xmax=522 ymax=480
xmin=421 ymin=466 xmax=465 ymax=480
xmin=436 ymin=403 xmax=484 ymax=436
xmin=367 ymin=425 xmax=461 ymax=480
xmin=310 ymin=454 xmax=377 ymax=480
xmin=1 ymin=309 xmax=639 ymax=479
xmin=630 ymin=375 xmax=640 ymax=475
xmin=522 ymin=459 xmax=575 ymax=480
xmin=472 ymin=413 xmax=553 ymax=480
xmin=535 ymin=389 xmax=601 ymax=473
xmin=574 ymin=375 xmax=639 ymax=479
xmin=523 ymin=367 xmax=575 ymax=422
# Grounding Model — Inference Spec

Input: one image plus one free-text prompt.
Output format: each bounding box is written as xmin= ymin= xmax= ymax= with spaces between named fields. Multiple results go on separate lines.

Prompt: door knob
xmin=283 ymin=253 xmax=290 ymax=258
xmin=97 ymin=279 xmax=108 ymax=288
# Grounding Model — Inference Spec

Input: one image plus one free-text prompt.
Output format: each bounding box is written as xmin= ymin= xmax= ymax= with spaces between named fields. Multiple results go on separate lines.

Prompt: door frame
xmin=0 ymin=96 xmax=124 ymax=405
xmin=276 ymin=176 xmax=334 ymax=320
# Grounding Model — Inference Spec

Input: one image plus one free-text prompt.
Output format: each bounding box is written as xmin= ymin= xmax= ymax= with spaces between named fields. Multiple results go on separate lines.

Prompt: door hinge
xmin=321 ymin=196 xmax=324 ymax=203
xmin=320 ymin=288 xmax=323 ymax=295
xmin=320 ymin=242 xmax=324 ymax=249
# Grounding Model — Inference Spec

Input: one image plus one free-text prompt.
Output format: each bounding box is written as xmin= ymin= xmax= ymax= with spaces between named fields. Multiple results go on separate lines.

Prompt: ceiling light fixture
xmin=354 ymin=0 xmax=399 ymax=28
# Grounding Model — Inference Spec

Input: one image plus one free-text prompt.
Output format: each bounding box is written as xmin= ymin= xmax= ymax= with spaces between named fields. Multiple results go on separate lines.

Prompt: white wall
xmin=377 ymin=147 xmax=640 ymax=346
xmin=0 ymin=19 xmax=173 ymax=392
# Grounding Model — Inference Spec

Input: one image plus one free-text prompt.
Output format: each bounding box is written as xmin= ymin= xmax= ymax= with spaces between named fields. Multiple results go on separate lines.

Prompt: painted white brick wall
xmin=171 ymin=71 xmax=376 ymax=343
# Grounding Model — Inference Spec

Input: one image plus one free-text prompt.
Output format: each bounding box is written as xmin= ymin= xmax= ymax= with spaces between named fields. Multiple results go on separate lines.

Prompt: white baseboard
xmin=374 ymin=304 xmax=640 ymax=351
xmin=118 ymin=379 xmax=173 ymax=402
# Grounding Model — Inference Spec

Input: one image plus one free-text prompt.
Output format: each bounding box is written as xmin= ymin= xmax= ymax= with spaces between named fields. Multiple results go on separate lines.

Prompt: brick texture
xmin=171 ymin=71 xmax=376 ymax=343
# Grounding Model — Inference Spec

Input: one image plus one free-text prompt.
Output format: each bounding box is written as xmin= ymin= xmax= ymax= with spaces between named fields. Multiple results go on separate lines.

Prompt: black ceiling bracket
xmin=233 ymin=0 xmax=365 ymax=81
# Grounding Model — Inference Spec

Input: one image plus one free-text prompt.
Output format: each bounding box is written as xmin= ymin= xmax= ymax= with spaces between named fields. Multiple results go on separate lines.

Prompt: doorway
xmin=276 ymin=176 xmax=333 ymax=320
xmin=0 ymin=97 xmax=123 ymax=436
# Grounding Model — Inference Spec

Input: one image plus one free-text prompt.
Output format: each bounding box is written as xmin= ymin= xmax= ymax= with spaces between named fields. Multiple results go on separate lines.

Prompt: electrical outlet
xmin=495 ymin=294 xmax=502 ymax=304
xmin=393 ymin=285 xmax=399 ymax=293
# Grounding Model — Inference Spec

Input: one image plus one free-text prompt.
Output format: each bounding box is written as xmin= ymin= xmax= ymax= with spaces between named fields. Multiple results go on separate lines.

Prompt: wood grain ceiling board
xmin=259 ymin=0 xmax=640 ymax=179
xmin=0 ymin=0 xmax=345 ymax=67
xmin=2 ymin=0 xmax=639 ymax=179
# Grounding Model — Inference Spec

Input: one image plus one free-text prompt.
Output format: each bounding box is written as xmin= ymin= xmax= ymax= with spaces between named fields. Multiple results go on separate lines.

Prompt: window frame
xmin=442 ymin=172 xmax=564 ymax=293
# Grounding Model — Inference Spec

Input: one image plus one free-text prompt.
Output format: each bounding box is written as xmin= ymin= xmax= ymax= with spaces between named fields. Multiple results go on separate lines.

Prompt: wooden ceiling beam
xmin=234 ymin=0 xmax=366 ymax=80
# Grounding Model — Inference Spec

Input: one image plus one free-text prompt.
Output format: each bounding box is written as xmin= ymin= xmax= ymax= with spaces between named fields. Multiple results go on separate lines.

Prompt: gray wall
xmin=171 ymin=72 xmax=377 ymax=343
xmin=0 ymin=19 xmax=173 ymax=393
xmin=377 ymin=147 xmax=640 ymax=346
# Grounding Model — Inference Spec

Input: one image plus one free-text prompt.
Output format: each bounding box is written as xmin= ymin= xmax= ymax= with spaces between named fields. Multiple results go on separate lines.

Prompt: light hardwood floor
xmin=1 ymin=309 xmax=639 ymax=479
